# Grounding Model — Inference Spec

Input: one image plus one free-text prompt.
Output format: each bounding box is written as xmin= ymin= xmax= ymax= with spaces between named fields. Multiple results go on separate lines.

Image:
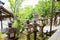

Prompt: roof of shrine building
xmin=0 ymin=1 xmax=13 ymax=20
xmin=56 ymin=10 xmax=60 ymax=13
xmin=57 ymin=0 xmax=60 ymax=1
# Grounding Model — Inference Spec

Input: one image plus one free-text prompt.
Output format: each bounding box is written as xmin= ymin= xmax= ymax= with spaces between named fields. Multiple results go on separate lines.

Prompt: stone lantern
xmin=32 ymin=12 xmax=38 ymax=21
xmin=23 ymin=19 xmax=32 ymax=40
xmin=33 ymin=20 xmax=40 ymax=40
xmin=39 ymin=14 xmax=46 ymax=40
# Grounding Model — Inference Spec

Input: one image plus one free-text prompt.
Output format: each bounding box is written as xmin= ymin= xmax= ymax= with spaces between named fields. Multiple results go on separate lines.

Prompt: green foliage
xmin=8 ymin=0 xmax=34 ymax=34
xmin=33 ymin=0 xmax=52 ymax=18
xmin=19 ymin=6 xmax=33 ymax=19
xmin=8 ymin=0 xmax=24 ymax=29
xmin=0 ymin=32 xmax=4 ymax=40
xmin=8 ymin=0 xmax=15 ymax=12
xmin=55 ymin=2 xmax=60 ymax=10
xmin=12 ymin=20 xmax=18 ymax=28
xmin=7 ymin=0 xmax=60 ymax=40
xmin=8 ymin=0 xmax=60 ymax=35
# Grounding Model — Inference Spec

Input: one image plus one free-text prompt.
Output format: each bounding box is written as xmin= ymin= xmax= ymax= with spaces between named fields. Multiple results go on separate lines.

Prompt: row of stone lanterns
xmin=22 ymin=0 xmax=60 ymax=40
xmin=23 ymin=14 xmax=47 ymax=40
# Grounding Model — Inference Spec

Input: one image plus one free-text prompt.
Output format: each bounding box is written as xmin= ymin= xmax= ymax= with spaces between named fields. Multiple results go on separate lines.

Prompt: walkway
xmin=37 ymin=25 xmax=59 ymax=33
xmin=48 ymin=25 xmax=60 ymax=40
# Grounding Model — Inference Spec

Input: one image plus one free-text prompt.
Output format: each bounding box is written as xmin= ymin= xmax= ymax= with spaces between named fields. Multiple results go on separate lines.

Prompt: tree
xmin=8 ymin=0 xmax=24 ymax=37
xmin=8 ymin=0 xmax=34 ymax=35
xmin=33 ymin=0 xmax=52 ymax=18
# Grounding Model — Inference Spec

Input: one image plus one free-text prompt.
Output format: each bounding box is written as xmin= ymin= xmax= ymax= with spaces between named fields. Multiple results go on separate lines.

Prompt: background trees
xmin=33 ymin=0 xmax=52 ymax=18
xmin=8 ymin=0 xmax=60 ymax=32
xmin=0 ymin=0 xmax=60 ymax=40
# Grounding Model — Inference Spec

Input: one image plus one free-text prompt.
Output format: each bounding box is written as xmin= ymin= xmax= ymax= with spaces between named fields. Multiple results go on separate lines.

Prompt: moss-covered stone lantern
xmin=39 ymin=14 xmax=46 ymax=40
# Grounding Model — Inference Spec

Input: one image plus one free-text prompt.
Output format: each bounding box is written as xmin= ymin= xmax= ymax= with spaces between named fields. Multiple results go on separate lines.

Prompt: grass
xmin=18 ymin=33 xmax=48 ymax=40
xmin=0 ymin=32 xmax=49 ymax=40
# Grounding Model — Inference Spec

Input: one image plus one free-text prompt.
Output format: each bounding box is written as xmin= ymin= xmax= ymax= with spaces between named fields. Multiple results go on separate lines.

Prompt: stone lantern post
xmin=23 ymin=19 xmax=32 ymax=40
xmin=33 ymin=20 xmax=40 ymax=40
xmin=39 ymin=14 xmax=46 ymax=40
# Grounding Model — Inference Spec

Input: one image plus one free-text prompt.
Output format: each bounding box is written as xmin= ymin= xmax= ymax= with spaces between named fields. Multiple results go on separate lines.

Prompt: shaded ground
xmin=0 ymin=25 xmax=60 ymax=40
xmin=19 ymin=33 xmax=34 ymax=40
xmin=19 ymin=33 xmax=48 ymax=40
